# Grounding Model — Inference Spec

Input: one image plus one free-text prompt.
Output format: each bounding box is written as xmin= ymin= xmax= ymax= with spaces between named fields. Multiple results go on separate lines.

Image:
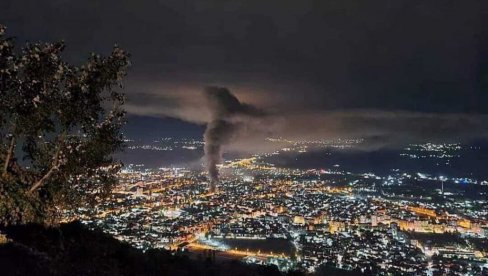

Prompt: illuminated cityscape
xmin=2 ymin=1 xmax=488 ymax=275
xmin=70 ymin=137 xmax=488 ymax=275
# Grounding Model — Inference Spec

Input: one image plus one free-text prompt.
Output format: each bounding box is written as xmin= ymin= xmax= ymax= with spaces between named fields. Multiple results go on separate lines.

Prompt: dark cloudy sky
xmin=2 ymin=0 xmax=488 ymax=150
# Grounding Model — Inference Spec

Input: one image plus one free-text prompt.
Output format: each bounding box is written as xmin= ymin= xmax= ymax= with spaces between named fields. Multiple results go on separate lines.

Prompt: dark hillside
xmin=0 ymin=222 xmax=288 ymax=276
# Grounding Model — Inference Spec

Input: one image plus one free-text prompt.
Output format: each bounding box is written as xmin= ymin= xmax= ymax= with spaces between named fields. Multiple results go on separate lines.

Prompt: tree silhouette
xmin=0 ymin=25 xmax=130 ymax=225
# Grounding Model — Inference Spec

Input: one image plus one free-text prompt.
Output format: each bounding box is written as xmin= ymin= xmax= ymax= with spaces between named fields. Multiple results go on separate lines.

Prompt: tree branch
xmin=28 ymin=164 xmax=59 ymax=193
xmin=28 ymin=133 xmax=66 ymax=193
xmin=2 ymin=135 xmax=15 ymax=177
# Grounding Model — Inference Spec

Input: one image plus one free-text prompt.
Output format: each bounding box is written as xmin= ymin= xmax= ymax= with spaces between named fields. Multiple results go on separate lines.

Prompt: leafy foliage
xmin=0 ymin=25 xmax=130 ymax=225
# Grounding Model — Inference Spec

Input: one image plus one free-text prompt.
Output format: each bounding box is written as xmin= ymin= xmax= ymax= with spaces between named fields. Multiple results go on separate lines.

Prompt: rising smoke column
xmin=203 ymin=86 xmax=264 ymax=193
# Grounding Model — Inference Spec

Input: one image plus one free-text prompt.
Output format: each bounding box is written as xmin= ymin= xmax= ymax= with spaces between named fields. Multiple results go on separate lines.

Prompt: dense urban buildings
xmin=70 ymin=137 xmax=488 ymax=275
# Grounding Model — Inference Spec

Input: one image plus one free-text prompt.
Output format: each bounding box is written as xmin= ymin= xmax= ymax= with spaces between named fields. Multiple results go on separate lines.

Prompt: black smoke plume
xmin=203 ymin=86 xmax=264 ymax=192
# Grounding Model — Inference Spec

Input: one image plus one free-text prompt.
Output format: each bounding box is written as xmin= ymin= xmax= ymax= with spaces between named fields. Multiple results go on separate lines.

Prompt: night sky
xmin=2 ymin=0 xmax=488 ymax=151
